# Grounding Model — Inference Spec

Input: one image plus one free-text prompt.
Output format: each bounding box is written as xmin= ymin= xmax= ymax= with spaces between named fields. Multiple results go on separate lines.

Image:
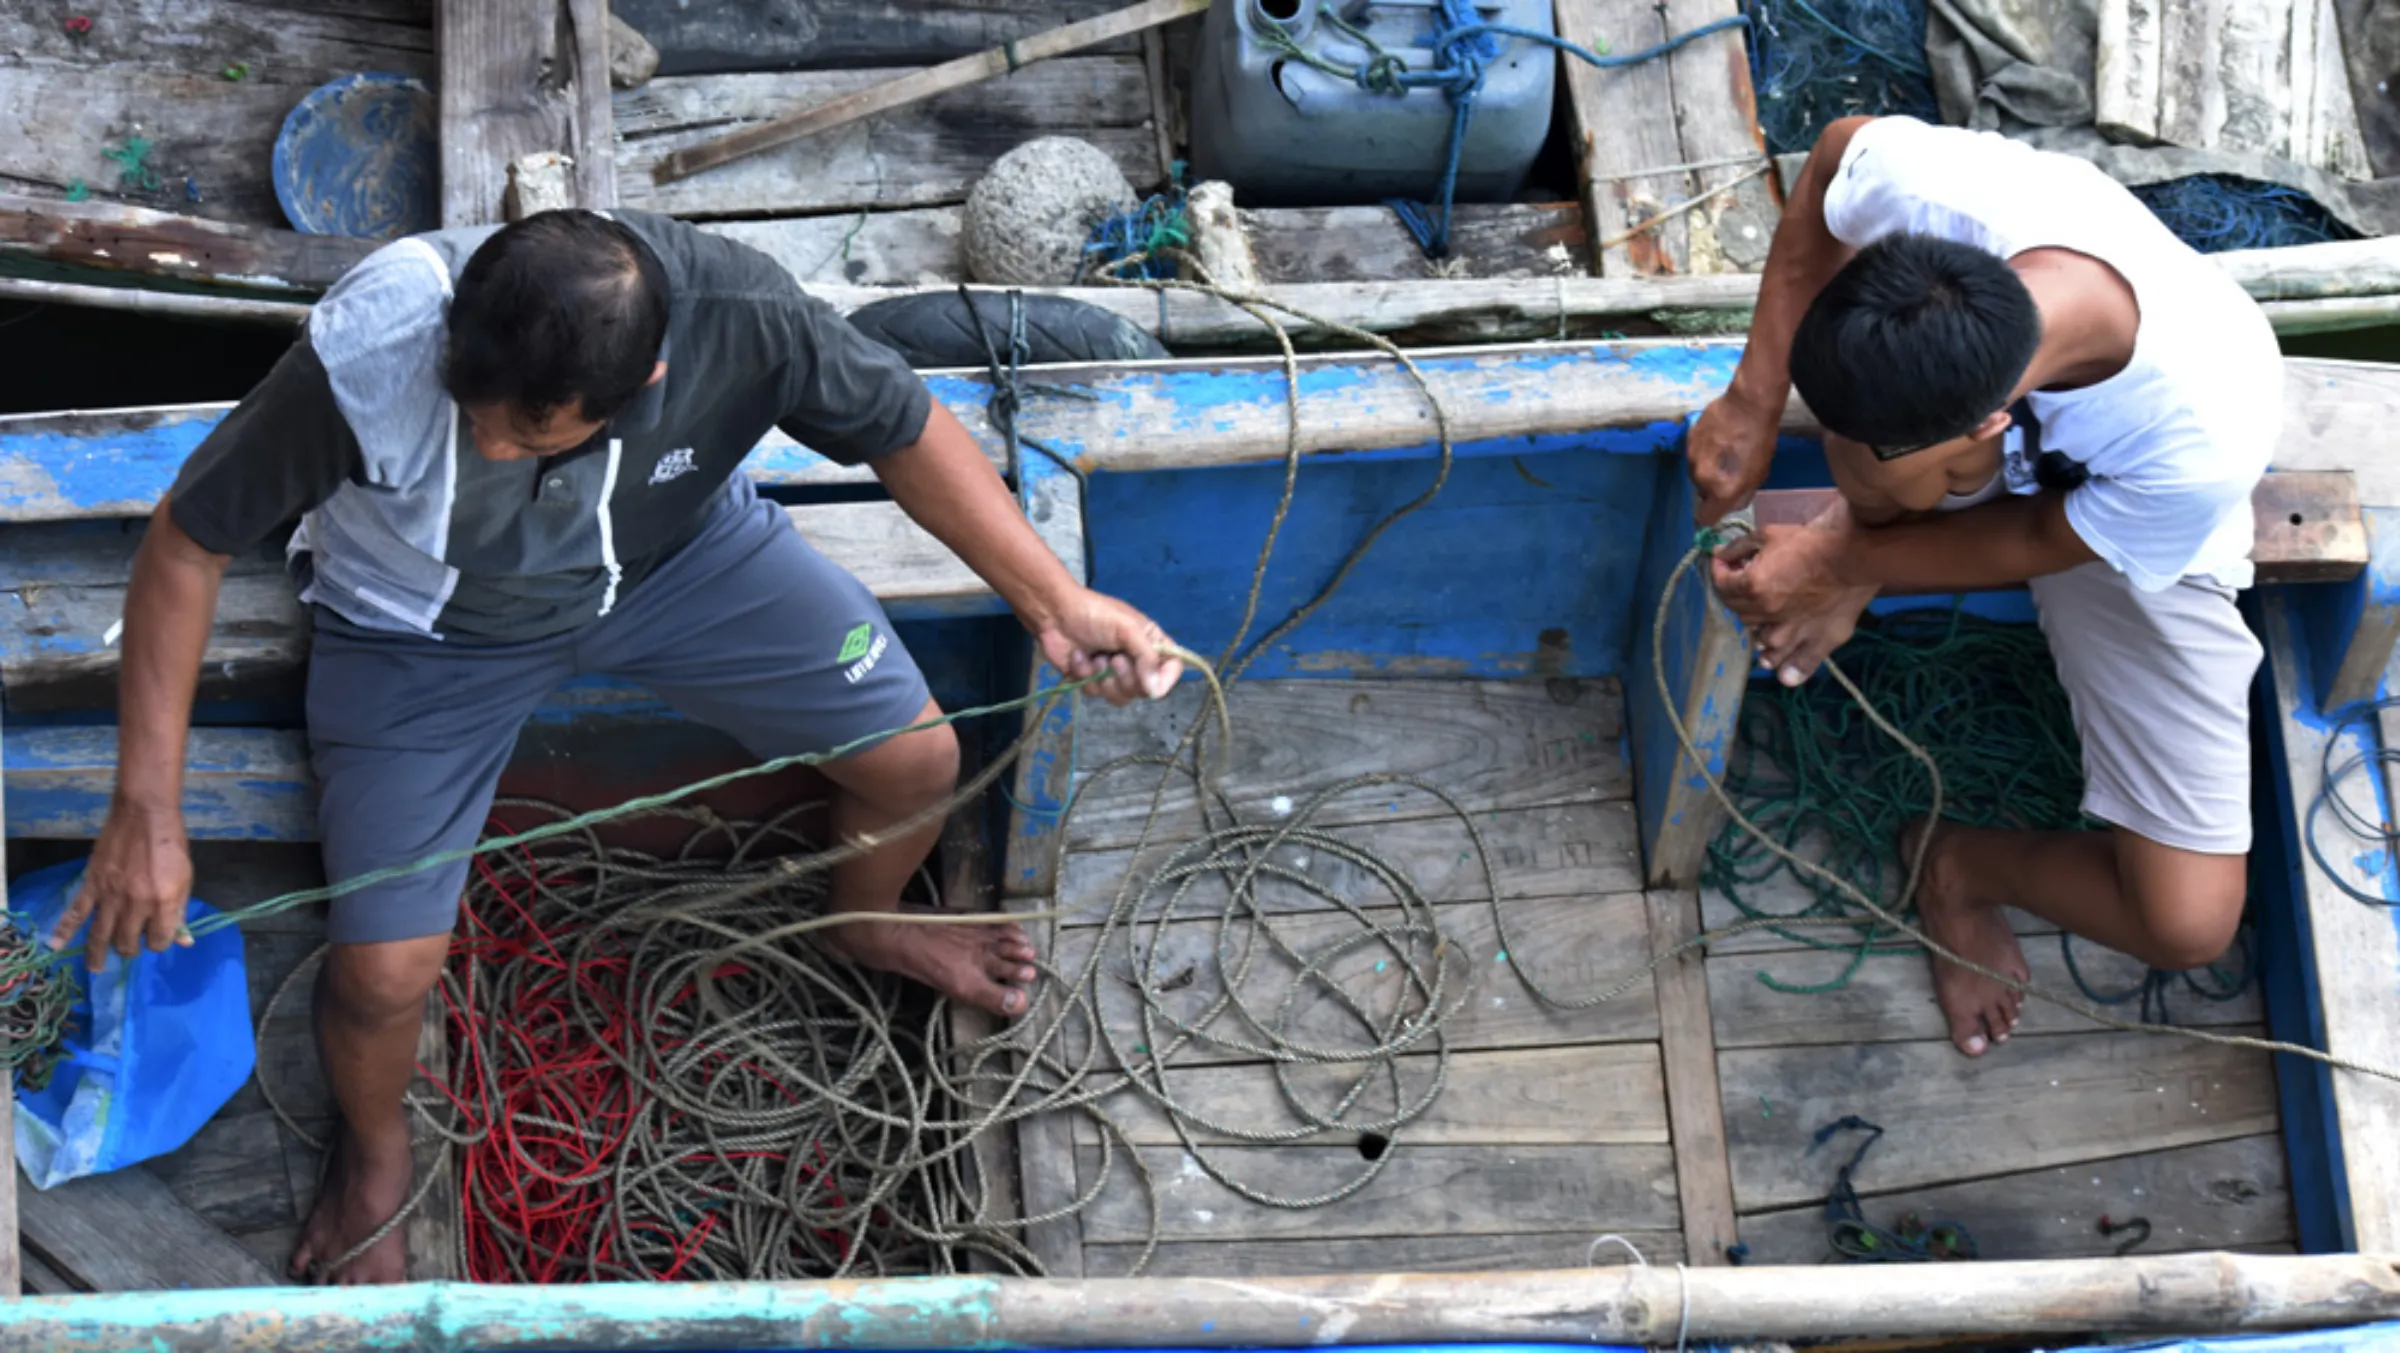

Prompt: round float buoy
xmin=961 ymin=136 xmax=1135 ymax=286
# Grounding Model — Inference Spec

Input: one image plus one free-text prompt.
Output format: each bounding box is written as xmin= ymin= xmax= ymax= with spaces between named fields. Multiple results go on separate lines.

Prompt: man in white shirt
xmin=1687 ymin=115 xmax=2282 ymax=1058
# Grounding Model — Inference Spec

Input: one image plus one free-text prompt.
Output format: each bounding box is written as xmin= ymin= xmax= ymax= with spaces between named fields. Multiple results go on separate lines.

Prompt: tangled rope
xmin=1704 ymin=606 xmax=2253 ymax=1015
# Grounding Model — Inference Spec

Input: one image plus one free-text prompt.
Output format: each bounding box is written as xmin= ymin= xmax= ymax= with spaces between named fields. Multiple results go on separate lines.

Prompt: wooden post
xmin=1631 ymin=460 xmax=1751 ymax=890
xmin=941 ymin=740 xmax=1027 ymax=1273
xmin=1003 ymin=449 xmax=1089 ymax=1277
xmin=2298 ymin=504 xmax=2400 ymax=710
xmin=438 ymin=0 xmax=616 ymax=227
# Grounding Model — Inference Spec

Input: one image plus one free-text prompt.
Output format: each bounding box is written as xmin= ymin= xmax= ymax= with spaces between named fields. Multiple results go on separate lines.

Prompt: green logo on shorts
xmin=838 ymin=623 xmax=875 ymax=663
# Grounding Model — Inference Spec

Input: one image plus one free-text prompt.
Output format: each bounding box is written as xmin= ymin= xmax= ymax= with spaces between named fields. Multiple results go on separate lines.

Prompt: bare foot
xmin=1901 ymin=817 xmax=2028 ymax=1058
xmin=289 ymin=1121 xmax=414 ymax=1284
xmin=818 ymin=908 xmax=1039 ymax=1017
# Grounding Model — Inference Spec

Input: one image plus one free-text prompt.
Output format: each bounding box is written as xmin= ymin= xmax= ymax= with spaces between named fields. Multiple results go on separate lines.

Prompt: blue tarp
xmin=2053 ymin=1323 xmax=2400 ymax=1353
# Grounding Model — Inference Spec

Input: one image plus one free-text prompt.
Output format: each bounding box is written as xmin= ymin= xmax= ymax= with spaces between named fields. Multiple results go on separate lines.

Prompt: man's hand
xmin=1688 ymin=391 xmax=1781 ymax=527
xmin=1711 ymin=520 xmax=1858 ymax=627
xmin=1035 ymin=586 xmax=1185 ymax=706
xmin=1750 ymin=583 xmax=1879 ymax=687
xmin=51 ymin=802 xmax=193 ymax=972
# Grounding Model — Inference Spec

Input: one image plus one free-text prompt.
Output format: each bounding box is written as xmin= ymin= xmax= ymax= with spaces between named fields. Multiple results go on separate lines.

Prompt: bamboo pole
xmin=0 ymin=276 xmax=310 ymax=326
xmin=1 ymin=1254 xmax=2395 ymax=1352
xmin=653 ymin=0 xmax=1211 ymax=184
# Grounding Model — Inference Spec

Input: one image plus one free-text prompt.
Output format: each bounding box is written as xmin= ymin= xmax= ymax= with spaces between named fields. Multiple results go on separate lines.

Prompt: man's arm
xmin=48 ymin=501 xmax=229 ymax=970
xmin=1688 ymin=115 xmax=1874 ymax=524
xmin=870 ymin=401 xmax=1181 ymax=703
xmin=1714 ymin=491 xmax=2097 ymax=626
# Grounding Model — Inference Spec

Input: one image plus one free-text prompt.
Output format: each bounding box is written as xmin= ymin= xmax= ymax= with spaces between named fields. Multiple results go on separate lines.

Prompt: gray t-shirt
xmin=169 ymin=209 xmax=930 ymax=642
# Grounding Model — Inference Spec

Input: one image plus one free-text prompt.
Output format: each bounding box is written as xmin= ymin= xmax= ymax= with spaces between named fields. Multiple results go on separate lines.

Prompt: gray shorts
xmin=2029 ymin=561 xmax=2262 ymax=855
xmin=306 ymin=480 xmax=933 ymax=944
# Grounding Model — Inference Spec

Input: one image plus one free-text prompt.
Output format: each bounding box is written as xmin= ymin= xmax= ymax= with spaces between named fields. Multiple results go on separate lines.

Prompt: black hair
xmin=443 ymin=209 xmax=669 ymax=423
xmin=1788 ymin=233 xmax=2041 ymax=453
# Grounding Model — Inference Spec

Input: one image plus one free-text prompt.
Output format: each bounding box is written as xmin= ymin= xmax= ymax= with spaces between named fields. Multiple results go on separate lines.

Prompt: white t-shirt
xmin=1819 ymin=116 xmax=2283 ymax=591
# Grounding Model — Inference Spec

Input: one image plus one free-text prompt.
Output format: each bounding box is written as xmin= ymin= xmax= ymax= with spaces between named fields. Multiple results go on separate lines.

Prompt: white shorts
xmin=2028 ymin=561 xmax=2261 ymax=855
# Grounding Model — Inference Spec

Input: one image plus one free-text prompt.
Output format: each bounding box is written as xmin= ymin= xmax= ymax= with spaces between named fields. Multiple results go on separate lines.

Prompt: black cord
xmin=2303 ymin=697 xmax=2400 ymax=908
xmin=957 ymin=284 xmax=1098 ymax=581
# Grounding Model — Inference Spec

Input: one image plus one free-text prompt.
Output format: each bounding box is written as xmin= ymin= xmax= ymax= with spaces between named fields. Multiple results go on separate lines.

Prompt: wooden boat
xmin=0 ymin=339 xmax=2398 ymax=1349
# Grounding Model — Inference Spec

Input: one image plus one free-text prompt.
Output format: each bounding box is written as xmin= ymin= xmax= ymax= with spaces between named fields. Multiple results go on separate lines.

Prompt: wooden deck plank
xmin=1064 ymin=679 xmax=1629 ymax=851
xmin=1056 ymin=801 xmax=1643 ymax=924
xmin=612 ymin=60 xmax=1161 ymax=218
xmin=144 ymin=1108 xmax=299 ymax=1235
xmin=17 ymin=1164 xmax=281 ymax=1291
xmin=1648 ymin=888 xmax=1739 ymax=1267
xmin=1066 ymin=1045 xmax=1670 ymax=1148
xmin=1700 ymin=872 xmax=2054 ymax=957
xmin=1073 ymin=1142 xmax=1678 ymax=1243
xmin=0 ymin=1 xmax=433 ymax=84
xmin=606 ymin=0 xmax=1137 ymax=74
xmin=1710 ymin=940 xmax=2265 ymax=1048
xmin=1734 ymin=1134 xmax=2294 ymax=1264
xmin=2257 ymin=589 xmax=2400 ymax=1250
xmin=1083 ymin=1229 xmax=1686 ymax=1277
xmin=0 ymin=66 xmax=312 ymax=231
xmin=0 ymin=193 xmax=377 ymax=296
xmin=1043 ymin=894 xmax=1663 ymax=1064
xmin=1657 ymin=0 xmax=1778 ymax=274
xmin=1720 ymin=1030 xmax=2281 ymax=1211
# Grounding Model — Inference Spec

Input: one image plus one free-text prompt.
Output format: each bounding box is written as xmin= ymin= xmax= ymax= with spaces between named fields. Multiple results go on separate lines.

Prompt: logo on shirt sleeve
xmin=647 ymin=448 xmax=698 ymax=486
xmin=840 ymin=622 xmax=887 ymax=682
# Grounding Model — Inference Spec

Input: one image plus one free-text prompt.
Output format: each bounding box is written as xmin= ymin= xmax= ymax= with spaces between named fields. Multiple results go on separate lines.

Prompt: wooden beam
xmin=653 ymin=0 xmax=1208 ymax=184
xmin=438 ymin=0 xmax=573 ymax=227
xmin=1631 ymin=463 xmax=1750 ymax=892
xmin=1753 ymin=471 xmax=2369 ymax=586
xmin=2258 ymin=589 xmax=2400 ymax=1251
xmin=2 ymin=1254 xmax=2399 ymax=1347
xmin=1646 ymin=887 xmax=1738 ymax=1265
xmin=564 ymin=0 xmax=619 ymax=211
xmin=2302 ymin=504 xmax=2400 ymax=710
xmin=0 ymin=192 xmax=374 ymax=294
xmin=0 ymin=276 xmax=310 ymax=325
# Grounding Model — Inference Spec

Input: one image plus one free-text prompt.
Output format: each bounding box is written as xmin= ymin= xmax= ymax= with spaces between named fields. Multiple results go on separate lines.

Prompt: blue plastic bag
xmin=11 ymin=859 xmax=256 ymax=1189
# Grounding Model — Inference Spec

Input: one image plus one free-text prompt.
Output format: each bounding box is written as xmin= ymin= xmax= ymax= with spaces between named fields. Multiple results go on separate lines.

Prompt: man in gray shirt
xmin=57 ymin=210 xmax=1182 ymax=1283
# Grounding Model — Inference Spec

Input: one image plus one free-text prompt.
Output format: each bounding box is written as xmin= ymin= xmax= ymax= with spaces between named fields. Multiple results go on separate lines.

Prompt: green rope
xmin=1698 ymin=594 xmax=2253 ymax=1012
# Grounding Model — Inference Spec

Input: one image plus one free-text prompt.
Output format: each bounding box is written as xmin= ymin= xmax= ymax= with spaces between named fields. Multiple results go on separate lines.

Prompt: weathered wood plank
xmin=1734 ymin=1133 xmax=2294 ymax=1264
xmin=1556 ymin=0 xmax=1685 ymax=277
xmin=652 ymin=0 xmax=1207 ymax=185
xmin=1074 ymin=1142 xmax=1680 ymax=1243
xmin=145 ymin=1108 xmax=300 ymax=1234
xmin=614 ymin=60 xmax=1161 ymax=218
xmin=1064 ymin=679 xmax=1630 ymax=851
xmin=942 ymin=741 xmax=1025 ymax=1274
xmin=1068 ymin=1044 xmax=1671 ymax=1147
xmin=564 ymin=0 xmax=620 ymax=212
xmin=404 ymin=996 xmax=460 ymax=1279
xmin=2099 ymin=0 xmax=2371 ymax=177
xmin=2258 ymin=588 xmax=2400 ymax=1251
xmin=1056 ymin=801 xmax=1643 ymax=924
xmin=1044 ymin=894 xmax=1663 ymax=1067
xmin=0 ymin=2 xmax=433 ymax=82
xmin=0 ymin=194 xmax=375 ymax=295
xmin=17 ymin=1163 xmax=281 ymax=1290
xmin=1659 ymin=0 xmax=1779 ymax=275
xmin=439 ymin=0 xmax=573 ymax=227
xmin=10 ymin=351 xmax=2399 ymax=523
xmin=1634 ymin=467 xmax=1749 ymax=890
xmin=0 ymin=66 xmax=322 ymax=230
xmin=608 ymin=0 xmax=1138 ymax=75
xmin=1649 ymin=888 xmax=1739 ymax=1266
xmin=1720 ymin=1030 xmax=2282 ymax=1211
xmin=705 ymin=201 xmax=1589 ymax=289
xmin=1710 ymin=938 xmax=2265 ymax=1048
xmin=1755 ymin=472 xmax=2368 ymax=586
xmin=1083 ymin=1229 xmax=1687 ymax=1276
xmin=7 ymin=725 xmax=314 ymax=840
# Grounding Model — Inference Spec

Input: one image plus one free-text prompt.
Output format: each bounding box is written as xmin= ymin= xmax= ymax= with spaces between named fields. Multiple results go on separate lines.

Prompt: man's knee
xmin=2121 ymin=844 xmax=2246 ymax=971
xmin=838 ymin=704 xmax=960 ymax=807
xmin=322 ymin=935 xmax=450 ymax=1025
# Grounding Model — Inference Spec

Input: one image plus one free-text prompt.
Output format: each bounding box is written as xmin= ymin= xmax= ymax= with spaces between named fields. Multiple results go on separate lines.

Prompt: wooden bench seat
xmin=1750 ymin=470 xmax=2367 ymax=589
xmin=0 ymin=501 xmax=1002 ymax=713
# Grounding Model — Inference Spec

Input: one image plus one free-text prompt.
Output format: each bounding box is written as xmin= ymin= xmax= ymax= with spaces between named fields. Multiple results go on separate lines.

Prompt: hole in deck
xmin=1357 ymin=1132 xmax=1391 ymax=1161
xmin=2290 ymin=512 xmax=2306 ymax=526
